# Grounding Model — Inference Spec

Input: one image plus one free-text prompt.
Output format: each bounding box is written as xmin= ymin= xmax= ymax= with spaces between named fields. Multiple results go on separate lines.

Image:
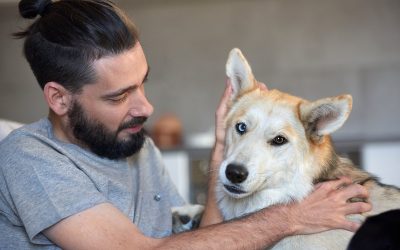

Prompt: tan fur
xmin=218 ymin=48 xmax=400 ymax=250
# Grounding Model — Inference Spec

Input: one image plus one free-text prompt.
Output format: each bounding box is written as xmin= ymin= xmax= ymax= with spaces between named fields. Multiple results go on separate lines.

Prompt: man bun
xmin=18 ymin=0 xmax=52 ymax=19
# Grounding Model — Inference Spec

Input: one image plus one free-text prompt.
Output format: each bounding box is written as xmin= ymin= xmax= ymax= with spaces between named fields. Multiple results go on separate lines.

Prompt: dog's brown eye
xmin=270 ymin=135 xmax=288 ymax=146
xmin=235 ymin=122 xmax=247 ymax=135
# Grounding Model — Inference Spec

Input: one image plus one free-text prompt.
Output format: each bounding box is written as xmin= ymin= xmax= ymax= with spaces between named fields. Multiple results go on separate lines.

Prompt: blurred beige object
xmin=151 ymin=114 xmax=183 ymax=150
xmin=0 ymin=119 xmax=23 ymax=141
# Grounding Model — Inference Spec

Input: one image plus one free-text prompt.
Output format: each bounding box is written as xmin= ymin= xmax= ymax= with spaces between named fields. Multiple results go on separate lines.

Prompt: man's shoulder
xmin=0 ymin=118 xmax=56 ymax=160
xmin=1 ymin=118 xmax=48 ymax=140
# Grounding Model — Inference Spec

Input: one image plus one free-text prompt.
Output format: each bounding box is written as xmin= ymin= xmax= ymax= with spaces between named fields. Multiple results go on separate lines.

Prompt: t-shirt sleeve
xmin=0 ymin=134 xmax=108 ymax=244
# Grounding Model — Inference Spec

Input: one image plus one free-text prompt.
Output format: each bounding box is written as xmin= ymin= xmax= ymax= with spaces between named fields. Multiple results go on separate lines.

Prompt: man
xmin=0 ymin=0 xmax=370 ymax=249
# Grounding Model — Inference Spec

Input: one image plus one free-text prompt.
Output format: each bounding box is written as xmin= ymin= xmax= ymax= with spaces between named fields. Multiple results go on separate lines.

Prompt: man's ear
xmin=43 ymin=82 xmax=72 ymax=116
xmin=300 ymin=94 xmax=353 ymax=143
xmin=226 ymin=48 xmax=257 ymax=100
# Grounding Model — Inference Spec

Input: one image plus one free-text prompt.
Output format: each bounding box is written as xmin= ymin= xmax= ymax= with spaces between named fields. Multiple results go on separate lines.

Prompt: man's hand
xmin=288 ymin=176 xmax=372 ymax=235
xmin=213 ymin=80 xmax=231 ymax=151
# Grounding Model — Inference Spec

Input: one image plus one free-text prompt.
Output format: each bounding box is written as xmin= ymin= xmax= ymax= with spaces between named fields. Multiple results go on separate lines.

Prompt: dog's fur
xmin=216 ymin=48 xmax=400 ymax=249
xmin=171 ymin=204 xmax=204 ymax=234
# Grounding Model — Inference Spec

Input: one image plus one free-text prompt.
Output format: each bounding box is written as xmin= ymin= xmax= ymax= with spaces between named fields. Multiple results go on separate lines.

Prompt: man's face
xmin=67 ymin=43 xmax=154 ymax=159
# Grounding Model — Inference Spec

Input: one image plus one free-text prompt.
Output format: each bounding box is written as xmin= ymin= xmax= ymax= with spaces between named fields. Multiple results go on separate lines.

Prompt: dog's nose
xmin=225 ymin=163 xmax=248 ymax=183
xmin=179 ymin=215 xmax=191 ymax=225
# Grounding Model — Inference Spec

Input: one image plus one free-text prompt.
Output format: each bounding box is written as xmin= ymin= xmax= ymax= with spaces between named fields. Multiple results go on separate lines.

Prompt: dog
xmin=216 ymin=48 xmax=400 ymax=249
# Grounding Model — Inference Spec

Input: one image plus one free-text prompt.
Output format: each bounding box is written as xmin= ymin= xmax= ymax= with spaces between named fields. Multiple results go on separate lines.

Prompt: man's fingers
xmin=314 ymin=177 xmax=352 ymax=192
xmin=340 ymin=183 xmax=369 ymax=201
xmin=314 ymin=176 xmax=352 ymax=192
xmin=340 ymin=219 xmax=361 ymax=232
xmin=332 ymin=176 xmax=353 ymax=189
xmin=216 ymin=79 xmax=232 ymax=117
xmin=223 ymin=78 xmax=233 ymax=99
xmin=257 ymin=81 xmax=268 ymax=91
xmin=344 ymin=202 xmax=372 ymax=215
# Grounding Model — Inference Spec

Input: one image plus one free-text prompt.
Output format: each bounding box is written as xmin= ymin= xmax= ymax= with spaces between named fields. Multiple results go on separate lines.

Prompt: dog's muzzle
xmin=223 ymin=184 xmax=246 ymax=194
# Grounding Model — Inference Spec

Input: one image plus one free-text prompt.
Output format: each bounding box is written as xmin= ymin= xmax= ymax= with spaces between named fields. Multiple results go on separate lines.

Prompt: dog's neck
xmin=311 ymin=141 xmax=372 ymax=185
xmin=218 ymin=138 xmax=373 ymax=220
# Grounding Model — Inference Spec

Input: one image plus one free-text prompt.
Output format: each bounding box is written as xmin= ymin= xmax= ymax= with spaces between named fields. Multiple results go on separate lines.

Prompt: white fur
xmin=217 ymin=103 xmax=314 ymax=219
xmin=217 ymin=48 xmax=400 ymax=250
xmin=226 ymin=48 xmax=255 ymax=100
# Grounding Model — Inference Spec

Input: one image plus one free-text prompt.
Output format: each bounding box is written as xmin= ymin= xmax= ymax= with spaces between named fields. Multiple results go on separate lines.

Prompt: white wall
xmin=362 ymin=142 xmax=400 ymax=186
xmin=162 ymin=151 xmax=190 ymax=202
xmin=1 ymin=0 xmax=399 ymax=199
xmin=1 ymin=0 xmax=399 ymax=141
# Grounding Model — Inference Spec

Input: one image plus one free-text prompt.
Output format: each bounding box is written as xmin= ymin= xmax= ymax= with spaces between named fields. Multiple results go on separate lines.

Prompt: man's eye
xmin=235 ymin=122 xmax=247 ymax=135
xmin=110 ymin=94 xmax=128 ymax=103
xmin=270 ymin=135 xmax=288 ymax=146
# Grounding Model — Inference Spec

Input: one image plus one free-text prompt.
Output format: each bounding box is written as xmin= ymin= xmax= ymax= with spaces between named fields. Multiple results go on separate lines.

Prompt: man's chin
xmin=68 ymin=100 xmax=147 ymax=159
xmin=86 ymin=132 xmax=146 ymax=159
xmin=109 ymin=133 xmax=146 ymax=159
xmin=119 ymin=129 xmax=142 ymax=139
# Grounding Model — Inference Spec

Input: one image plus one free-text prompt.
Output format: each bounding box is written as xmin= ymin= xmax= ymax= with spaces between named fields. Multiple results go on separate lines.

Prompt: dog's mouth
xmin=223 ymin=184 xmax=246 ymax=194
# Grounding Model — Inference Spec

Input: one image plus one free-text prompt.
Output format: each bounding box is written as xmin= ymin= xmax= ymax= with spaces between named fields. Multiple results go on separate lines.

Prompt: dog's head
xmin=217 ymin=48 xmax=353 ymax=211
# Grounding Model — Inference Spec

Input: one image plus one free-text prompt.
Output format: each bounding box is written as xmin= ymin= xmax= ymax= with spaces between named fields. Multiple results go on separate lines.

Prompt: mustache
xmin=118 ymin=116 xmax=148 ymax=131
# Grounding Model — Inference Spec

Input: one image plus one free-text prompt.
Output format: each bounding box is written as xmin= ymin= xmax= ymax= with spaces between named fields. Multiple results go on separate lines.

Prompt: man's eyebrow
xmin=101 ymin=67 xmax=150 ymax=99
xmin=142 ymin=66 xmax=150 ymax=83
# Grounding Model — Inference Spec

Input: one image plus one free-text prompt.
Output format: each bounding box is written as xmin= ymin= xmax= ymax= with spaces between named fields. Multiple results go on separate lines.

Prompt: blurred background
xmin=1 ymin=0 xmax=399 ymax=203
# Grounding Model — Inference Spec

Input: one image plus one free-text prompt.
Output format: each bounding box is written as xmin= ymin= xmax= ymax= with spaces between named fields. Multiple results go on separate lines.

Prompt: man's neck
xmin=48 ymin=111 xmax=85 ymax=148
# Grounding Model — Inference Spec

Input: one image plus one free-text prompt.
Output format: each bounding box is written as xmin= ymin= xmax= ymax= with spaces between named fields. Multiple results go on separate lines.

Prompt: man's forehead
xmin=85 ymin=45 xmax=148 ymax=93
xmin=93 ymin=45 xmax=146 ymax=73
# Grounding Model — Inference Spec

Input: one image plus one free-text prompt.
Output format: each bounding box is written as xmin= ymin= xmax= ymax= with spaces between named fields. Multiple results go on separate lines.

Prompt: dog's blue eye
xmin=235 ymin=122 xmax=247 ymax=135
xmin=270 ymin=135 xmax=288 ymax=146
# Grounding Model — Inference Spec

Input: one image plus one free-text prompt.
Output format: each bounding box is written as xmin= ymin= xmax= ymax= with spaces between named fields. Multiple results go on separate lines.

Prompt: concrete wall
xmin=1 ymin=0 xmax=400 ymax=144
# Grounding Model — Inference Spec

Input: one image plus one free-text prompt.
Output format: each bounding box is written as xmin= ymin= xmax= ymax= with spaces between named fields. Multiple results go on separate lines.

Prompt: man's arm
xmin=43 ymin=82 xmax=371 ymax=249
xmin=44 ymin=177 xmax=370 ymax=250
xmin=43 ymin=200 xmax=290 ymax=250
xmin=199 ymin=81 xmax=232 ymax=227
xmin=44 ymin=201 xmax=290 ymax=250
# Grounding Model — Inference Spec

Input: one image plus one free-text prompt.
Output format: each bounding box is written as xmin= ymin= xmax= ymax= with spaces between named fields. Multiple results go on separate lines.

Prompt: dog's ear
xmin=300 ymin=94 xmax=352 ymax=143
xmin=226 ymin=48 xmax=257 ymax=100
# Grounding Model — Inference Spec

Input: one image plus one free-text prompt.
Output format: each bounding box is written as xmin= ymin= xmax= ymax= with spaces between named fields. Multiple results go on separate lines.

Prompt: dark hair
xmin=14 ymin=0 xmax=139 ymax=93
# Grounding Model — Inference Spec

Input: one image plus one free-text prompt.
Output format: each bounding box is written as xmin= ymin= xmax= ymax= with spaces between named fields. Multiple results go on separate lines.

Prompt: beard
xmin=67 ymin=100 xmax=147 ymax=159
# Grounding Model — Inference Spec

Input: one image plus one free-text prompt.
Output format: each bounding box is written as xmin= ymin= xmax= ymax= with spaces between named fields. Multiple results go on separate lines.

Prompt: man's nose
xmin=129 ymin=91 xmax=154 ymax=117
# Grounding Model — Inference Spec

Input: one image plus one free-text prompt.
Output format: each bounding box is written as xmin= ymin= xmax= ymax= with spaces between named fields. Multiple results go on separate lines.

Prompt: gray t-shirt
xmin=0 ymin=118 xmax=185 ymax=249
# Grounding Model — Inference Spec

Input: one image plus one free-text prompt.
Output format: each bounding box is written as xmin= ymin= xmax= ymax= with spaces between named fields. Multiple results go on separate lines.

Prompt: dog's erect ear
xmin=226 ymin=48 xmax=257 ymax=100
xmin=300 ymin=94 xmax=352 ymax=143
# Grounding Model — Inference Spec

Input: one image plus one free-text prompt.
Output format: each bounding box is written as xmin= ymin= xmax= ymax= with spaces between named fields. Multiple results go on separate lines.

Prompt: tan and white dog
xmin=216 ymin=48 xmax=400 ymax=249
